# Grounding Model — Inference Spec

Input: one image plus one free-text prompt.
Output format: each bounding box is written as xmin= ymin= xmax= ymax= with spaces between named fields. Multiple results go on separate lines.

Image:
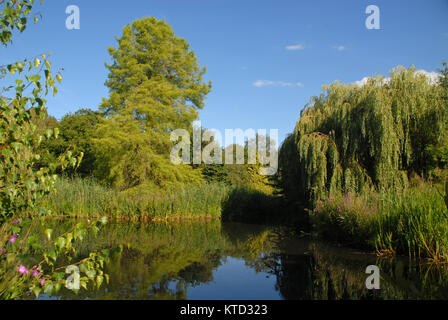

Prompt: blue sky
xmin=3 ymin=0 xmax=448 ymax=144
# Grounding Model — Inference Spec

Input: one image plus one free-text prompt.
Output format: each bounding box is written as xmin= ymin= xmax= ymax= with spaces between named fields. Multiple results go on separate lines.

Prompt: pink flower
xmin=31 ymin=269 xmax=42 ymax=277
xmin=12 ymin=220 xmax=20 ymax=225
xmin=17 ymin=265 xmax=29 ymax=275
xmin=40 ymin=278 xmax=46 ymax=286
xmin=9 ymin=234 xmax=18 ymax=244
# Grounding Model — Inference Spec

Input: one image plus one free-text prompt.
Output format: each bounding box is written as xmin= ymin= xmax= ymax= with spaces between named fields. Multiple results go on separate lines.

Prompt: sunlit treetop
xmin=100 ymin=16 xmax=212 ymax=122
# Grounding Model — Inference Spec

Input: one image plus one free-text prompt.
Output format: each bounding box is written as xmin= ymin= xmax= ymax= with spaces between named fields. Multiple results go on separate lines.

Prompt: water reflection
xmin=35 ymin=220 xmax=448 ymax=300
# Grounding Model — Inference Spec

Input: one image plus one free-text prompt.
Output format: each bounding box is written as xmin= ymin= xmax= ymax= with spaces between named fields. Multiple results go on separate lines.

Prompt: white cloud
xmin=253 ymin=80 xmax=303 ymax=88
xmin=333 ymin=45 xmax=346 ymax=51
xmin=253 ymin=80 xmax=275 ymax=87
xmin=415 ymin=69 xmax=441 ymax=85
xmin=285 ymin=44 xmax=305 ymax=51
xmin=354 ymin=77 xmax=377 ymax=87
xmin=354 ymin=69 xmax=441 ymax=87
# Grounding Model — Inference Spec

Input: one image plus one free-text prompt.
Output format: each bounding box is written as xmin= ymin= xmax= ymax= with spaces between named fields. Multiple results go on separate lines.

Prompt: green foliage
xmin=0 ymin=49 xmax=73 ymax=220
xmin=445 ymin=181 xmax=448 ymax=210
xmin=35 ymin=109 xmax=103 ymax=177
xmin=279 ymin=65 xmax=448 ymax=203
xmin=310 ymin=183 xmax=448 ymax=263
xmin=94 ymin=17 xmax=211 ymax=191
xmin=0 ymin=1 xmax=110 ymax=300
xmin=0 ymin=0 xmax=42 ymax=45
xmin=221 ymin=187 xmax=282 ymax=223
xmin=437 ymin=60 xmax=448 ymax=91
xmin=44 ymin=177 xmax=232 ymax=221
xmin=277 ymin=63 xmax=448 ymax=262
xmin=58 ymin=109 xmax=102 ymax=176
xmin=200 ymin=140 xmax=276 ymax=194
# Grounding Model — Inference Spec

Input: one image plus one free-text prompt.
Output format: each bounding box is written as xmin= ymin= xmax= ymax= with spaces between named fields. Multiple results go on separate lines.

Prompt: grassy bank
xmin=41 ymin=177 xmax=233 ymax=221
xmin=310 ymin=183 xmax=448 ymax=263
xmin=39 ymin=177 xmax=284 ymax=222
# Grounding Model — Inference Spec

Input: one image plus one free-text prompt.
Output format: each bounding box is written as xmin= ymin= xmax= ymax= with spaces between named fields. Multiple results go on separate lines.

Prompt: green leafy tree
xmin=58 ymin=109 xmax=102 ymax=177
xmin=438 ymin=60 xmax=448 ymax=91
xmin=95 ymin=17 xmax=211 ymax=191
xmin=45 ymin=109 xmax=102 ymax=177
xmin=32 ymin=109 xmax=103 ymax=177
xmin=428 ymin=60 xmax=448 ymax=170
xmin=200 ymin=138 xmax=276 ymax=194
xmin=278 ymin=65 xmax=447 ymax=203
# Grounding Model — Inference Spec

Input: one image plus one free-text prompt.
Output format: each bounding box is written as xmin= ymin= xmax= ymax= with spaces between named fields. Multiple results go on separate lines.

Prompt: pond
xmin=35 ymin=220 xmax=448 ymax=300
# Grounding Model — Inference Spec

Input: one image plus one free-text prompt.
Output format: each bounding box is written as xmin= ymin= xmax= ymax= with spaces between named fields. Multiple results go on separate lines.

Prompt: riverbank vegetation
xmin=1 ymin=4 xmax=280 ymax=299
xmin=27 ymin=15 xmax=278 ymax=221
xmin=2 ymin=0 xmax=448 ymax=302
xmin=1 ymin=0 xmax=114 ymax=299
xmin=43 ymin=177 xmax=231 ymax=221
xmin=277 ymin=63 xmax=448 ymax=263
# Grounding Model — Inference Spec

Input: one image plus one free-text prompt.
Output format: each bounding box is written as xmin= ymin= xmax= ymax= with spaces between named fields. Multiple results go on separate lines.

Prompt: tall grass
xmin=310 ymin=183 xmax=448 ymax=263
xmin=42 ymin=177 xmax=232 ymax=221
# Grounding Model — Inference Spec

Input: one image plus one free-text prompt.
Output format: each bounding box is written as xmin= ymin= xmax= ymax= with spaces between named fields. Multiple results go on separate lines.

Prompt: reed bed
xmin=310 ymin=183 xmax=448 ymax=263
xmin=42 ymin=177 xmax=233 ymax=221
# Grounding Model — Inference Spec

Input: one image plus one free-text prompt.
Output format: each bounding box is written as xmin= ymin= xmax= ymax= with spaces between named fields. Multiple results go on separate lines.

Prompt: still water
xmin=36 ymin=220 xmax=448 ymax=300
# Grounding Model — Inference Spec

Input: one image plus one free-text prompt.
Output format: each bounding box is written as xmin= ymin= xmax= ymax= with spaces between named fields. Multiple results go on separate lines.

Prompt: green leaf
xmin=96 ymin=275 xmax=104 ymax=288
xmin=44 ymin=283 xmax=54 ymax=296
xmin=31 ymin=286 xmax=41 ymax=298
xmin=29 ymin=74 xmax=41 ymax=83
xmin=79 ymin=263 xmax=88 ymax=273
xmin=44 ymin=228 xmax=52 ymax=241
xmin=11 ymin=225 xmax=21 ymax=234
xmin=48 ymin=250 xmax=57 ymax=262
xmin=65 ymin=232 xmax=73 ymax=246
xmin=86 ymin=270 xmax=96 ymax=279
xmin=55 ymin=237 xmax=66 ymax=250
xmin=16 ymin=62 xmax=25 ymax=72
xmin=54 ymin=282 xmax=62 ymax=293
xmin=53 ymin=272 xmax=65 ymax=281
xmin=45 ymin=128 xmax=53 ymax=139
xmin=7 ymin=64 xmax=17 ymax=76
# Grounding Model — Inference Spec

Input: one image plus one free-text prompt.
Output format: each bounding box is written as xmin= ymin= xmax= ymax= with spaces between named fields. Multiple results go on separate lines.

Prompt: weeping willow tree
xmin=279 ymin=65 xmax=447 ymax=202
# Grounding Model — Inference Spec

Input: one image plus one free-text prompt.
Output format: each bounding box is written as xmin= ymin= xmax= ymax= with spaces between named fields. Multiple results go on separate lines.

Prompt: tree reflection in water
xmin=33 ymin=220 xmax=448 ymax=300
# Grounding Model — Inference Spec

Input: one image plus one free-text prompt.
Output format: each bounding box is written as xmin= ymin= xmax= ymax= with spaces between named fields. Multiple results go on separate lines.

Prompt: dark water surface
xmin=36 ymin=220 xmax=448 ymax=300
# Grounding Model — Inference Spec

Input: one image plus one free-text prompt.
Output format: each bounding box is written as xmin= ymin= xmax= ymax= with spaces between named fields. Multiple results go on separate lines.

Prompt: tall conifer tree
xmin=95 ymin=17 xmax=211 ymax=190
